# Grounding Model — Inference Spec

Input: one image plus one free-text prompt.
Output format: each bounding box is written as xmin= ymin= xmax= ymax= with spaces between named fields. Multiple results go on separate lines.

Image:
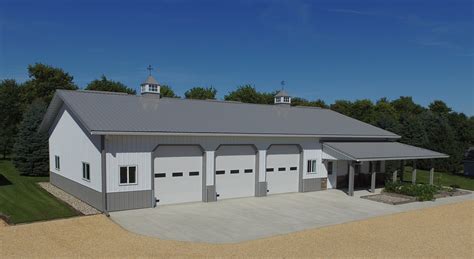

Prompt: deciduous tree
xmin=21 ymin=63 xmax=78 ymax=104
xmin=85 ymin=75 xmax=136 ymax=94
xmin=160 ymin=85 xmax=179 ymax=98
xmin=184 ymin=86 xmax=217 ymax=100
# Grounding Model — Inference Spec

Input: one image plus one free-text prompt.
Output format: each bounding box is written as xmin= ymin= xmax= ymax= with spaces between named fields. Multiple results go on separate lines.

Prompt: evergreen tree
xmin=0 ymin=80 xmax=22 ymax=158
xmin=12 ymin=100 xmax=49 ymax=176
xmin=85 ymin=75 xmax=136 ymax=94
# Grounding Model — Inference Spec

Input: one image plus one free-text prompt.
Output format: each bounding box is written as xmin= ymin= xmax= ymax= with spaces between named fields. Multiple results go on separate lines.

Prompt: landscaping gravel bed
xmin=362 ymin=189 xmax=471 ymax=205
xmin=38 ymin=182 xmax=100 ymax=215
xmin=435 ymin=189 xmax=471 ymax=198
xmin=361 ymin=192 xmax=416 ymax=205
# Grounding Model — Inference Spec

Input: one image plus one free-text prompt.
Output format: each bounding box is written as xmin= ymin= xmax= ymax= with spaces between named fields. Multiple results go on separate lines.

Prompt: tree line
xmin=1 ymin=63 xmax=472 ymax=176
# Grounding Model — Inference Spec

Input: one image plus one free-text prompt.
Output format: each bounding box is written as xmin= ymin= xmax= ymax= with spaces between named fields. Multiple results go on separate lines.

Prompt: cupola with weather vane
xmin=274 ymin=80 xmax=291 ymax=106
xmin=141 ymin=65 xmax=161 ymax=97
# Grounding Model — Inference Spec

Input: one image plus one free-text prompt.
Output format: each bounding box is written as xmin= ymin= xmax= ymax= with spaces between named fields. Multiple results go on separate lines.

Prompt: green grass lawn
xmin=0 ymin=159 xmax=79 ymax=224
xmin=401 ymin=166 xmax=474 ymax=191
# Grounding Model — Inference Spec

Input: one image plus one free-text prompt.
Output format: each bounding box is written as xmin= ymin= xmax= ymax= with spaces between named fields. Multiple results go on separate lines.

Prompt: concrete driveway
xmin=110 ymin=189 xmax=472 ymax=243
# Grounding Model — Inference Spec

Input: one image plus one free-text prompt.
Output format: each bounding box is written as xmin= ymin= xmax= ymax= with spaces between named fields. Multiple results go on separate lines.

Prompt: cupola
xmin=141 ymin=65 xmax=160 ymax=97
xmin=274 ymin=89 xmax=291 ymax=106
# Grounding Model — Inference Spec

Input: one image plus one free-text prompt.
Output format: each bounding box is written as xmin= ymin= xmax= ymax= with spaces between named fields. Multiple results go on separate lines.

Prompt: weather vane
xmin=147 ymin=65 xmax=153 ymax=76
xmin=281 ymin=80 xmax=285 ymax=90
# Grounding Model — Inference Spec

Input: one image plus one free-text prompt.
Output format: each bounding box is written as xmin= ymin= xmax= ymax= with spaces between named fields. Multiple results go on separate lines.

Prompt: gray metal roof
xmin=40 ymin=90 xmax=400 ymax=138
xmin=275 ymin=90 xmax=290 ymax=97
xmin=141 ymin=75 xmax=159 ymax=85
xmin=323 ymin=142 xmax=448 ymax=161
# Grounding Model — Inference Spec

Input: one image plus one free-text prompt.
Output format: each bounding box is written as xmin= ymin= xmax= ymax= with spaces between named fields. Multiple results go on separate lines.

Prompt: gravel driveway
xmin=1 ymin=200 xmax=472 ymax=258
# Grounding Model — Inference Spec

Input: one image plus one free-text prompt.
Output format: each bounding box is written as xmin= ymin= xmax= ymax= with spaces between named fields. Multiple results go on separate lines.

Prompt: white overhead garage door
xmin=266 ymin=145 xmax=300 ymax=195
xmin=153 ymin=145 xmax=203 ymax=205
xmin=215 ymin=145 xmax=256 ymax=200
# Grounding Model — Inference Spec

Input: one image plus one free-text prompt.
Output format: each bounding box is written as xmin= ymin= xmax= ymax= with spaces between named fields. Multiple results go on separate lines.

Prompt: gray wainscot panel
xmin=50 ymin=172 xmax=103 ymax=211
xmin=107 ymin=190 xmax=153 ymax=211
xmin=302 ymin=178 xmax=322 ymax=192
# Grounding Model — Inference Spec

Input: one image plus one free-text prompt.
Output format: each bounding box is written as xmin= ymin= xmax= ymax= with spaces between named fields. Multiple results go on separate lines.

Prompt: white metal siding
xmin=266 ymin=145 xmax=300 ymax=194
xmin=153 ymin=146 xmax=203 ymax=205
xmin=49 ymin=106 xmax=102 ymax=192
xmin=105 ymin=135 xmax=323 ymax=194
xmin=106 ymin=136 xmax=152 ymax=193
xmin=215 ymin=145 xmax=256 ymax=199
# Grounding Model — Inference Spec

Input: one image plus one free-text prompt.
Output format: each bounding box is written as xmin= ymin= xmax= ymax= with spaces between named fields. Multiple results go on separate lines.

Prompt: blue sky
xmin=1 ymin=0 xmax=473 ymax=114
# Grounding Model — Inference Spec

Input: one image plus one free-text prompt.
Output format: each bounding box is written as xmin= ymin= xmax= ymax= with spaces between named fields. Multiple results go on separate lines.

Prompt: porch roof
xmin=322 ymin=142 xmax=449 ymax=162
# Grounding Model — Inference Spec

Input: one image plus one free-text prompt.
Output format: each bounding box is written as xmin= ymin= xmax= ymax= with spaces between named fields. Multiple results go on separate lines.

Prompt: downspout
xmin=101 ymin=135 xmax=109 ymax=216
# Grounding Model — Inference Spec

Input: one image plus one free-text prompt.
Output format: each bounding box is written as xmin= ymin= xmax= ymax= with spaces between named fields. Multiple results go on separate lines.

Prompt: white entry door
xmin=326 ymin=161 xmax=337 ymax=189
xmin=215 ymin=145 xmax=256 ymax=199
xmin=153 ymin=146 xmax=203 ymax=205
xmin=266 ymin=145 xmax=300 ymax=194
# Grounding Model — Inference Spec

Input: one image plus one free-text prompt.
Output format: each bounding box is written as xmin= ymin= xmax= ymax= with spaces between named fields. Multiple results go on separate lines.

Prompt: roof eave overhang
xmin=90 ymin=130 xmax=401 ymax=139
xmin=322 ymin=143 xmax=449 ymax=162
xmin=39 ymin=91 xmax=92 ymax=134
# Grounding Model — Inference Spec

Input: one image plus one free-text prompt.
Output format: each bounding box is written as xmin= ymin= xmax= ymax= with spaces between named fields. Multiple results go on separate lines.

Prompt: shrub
xmin=384 ymin=181 xmax=440 ymax=201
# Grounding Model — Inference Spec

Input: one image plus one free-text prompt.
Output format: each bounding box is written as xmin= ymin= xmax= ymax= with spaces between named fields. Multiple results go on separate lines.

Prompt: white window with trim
xmin=307 ymin=160 xmax=317 ymax=173
xmin=119 ymin=166 xmax=137 ymax=185
xmin=82 ymin=162 xmax=90 ymax=181
xmin=55 ymin=155 xmax=60 ymax=170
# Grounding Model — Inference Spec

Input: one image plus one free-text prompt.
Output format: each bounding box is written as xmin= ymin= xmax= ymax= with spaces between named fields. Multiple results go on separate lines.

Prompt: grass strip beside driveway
xmin=0 ymin=160 xmax=78 ymax=224
xmin=401 ymin=166 xmax=474 ymax=190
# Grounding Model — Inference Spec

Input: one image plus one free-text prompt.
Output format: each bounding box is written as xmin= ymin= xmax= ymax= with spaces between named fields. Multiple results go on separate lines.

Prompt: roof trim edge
xmin=90 ymin=130 xmax=401 ymax=138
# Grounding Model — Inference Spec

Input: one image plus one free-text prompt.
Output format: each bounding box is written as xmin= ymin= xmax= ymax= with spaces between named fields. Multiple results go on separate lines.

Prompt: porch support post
xmin=392 ymin=170 xmax=398 ymax=182
xmin=412 ymin=161 xmax=417 ymax=185
xmin=429 ymin=160 xmax=435 ymax=185
xmin=348 ymin=161 xmax=355 ymax=196
xmin=399 ymin=160 xmax=405 ymax=182
xmin=370 ymin=163 xmax=376 ymax=193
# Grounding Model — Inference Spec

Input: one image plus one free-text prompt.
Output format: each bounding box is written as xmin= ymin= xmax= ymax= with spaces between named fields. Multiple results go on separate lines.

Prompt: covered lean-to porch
xmin=322 ymin=142 xmax=449 ymax=196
